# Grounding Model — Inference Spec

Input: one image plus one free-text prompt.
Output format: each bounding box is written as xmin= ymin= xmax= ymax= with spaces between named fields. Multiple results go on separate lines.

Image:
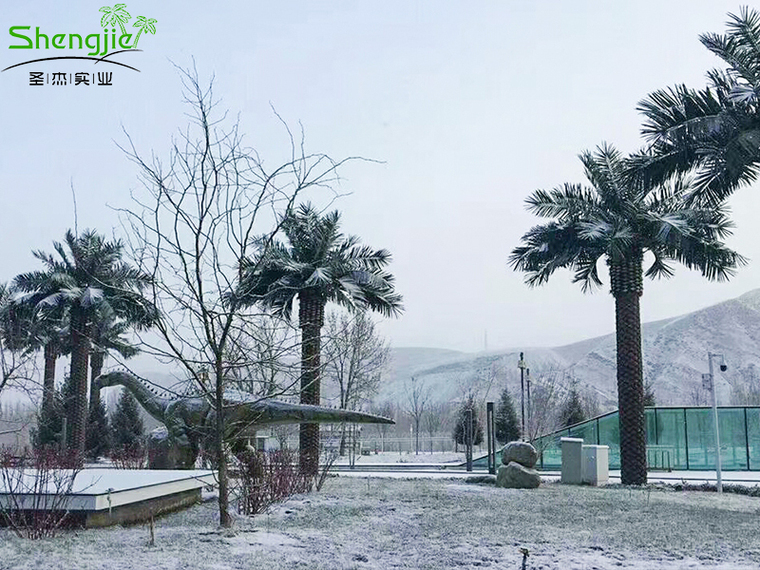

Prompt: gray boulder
xmin=501 ymin=441 xmax=538 ymax=468
xmin=147 ymin=427 xmax=196 ymax=469
xmin=496 ymin=461 xmax=541 ymax=489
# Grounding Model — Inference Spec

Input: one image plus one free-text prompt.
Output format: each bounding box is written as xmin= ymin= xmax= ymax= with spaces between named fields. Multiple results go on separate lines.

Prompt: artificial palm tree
xmin=132 ymin=16 xmax=157 ymax=48
xmin=510 ymin=144 xmax=745 ymax=485
xmin=234 ymin=203 xmax=403 ymax=475
xmin=6 ymin=273 xmax=68 ymax=418
xmin=13 ymin=229 xmax=159 ymax=458
xmin=99 ymin=4 xmax=131 ymax=36
xmin=631 ymin=7 xmax=760 ymax=204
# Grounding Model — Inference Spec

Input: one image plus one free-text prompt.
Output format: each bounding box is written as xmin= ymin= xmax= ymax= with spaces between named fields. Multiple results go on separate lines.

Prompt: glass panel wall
xmin=477 ymin=406 xmax=760 ymax=472
xmin=747 ymin=408 xmax=760 ymax=471
xmin=719 ymin=408 xmax=748 ymax=470
xmin=651 ymin=408 xmax=688 ymax=470
xmin=597 ymin=412 xmax=620 ymax=470
xmin=685 ymin=408 xmax=714 ymax=469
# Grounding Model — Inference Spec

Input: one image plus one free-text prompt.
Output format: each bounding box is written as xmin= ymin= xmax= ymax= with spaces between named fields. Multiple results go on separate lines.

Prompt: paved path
xmin=334 ymin=465 xmax=760 ymax=486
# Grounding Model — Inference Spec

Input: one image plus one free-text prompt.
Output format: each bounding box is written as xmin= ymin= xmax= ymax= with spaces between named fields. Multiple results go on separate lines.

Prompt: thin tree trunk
xmin=610 ymin=253 xmax=647 ymax=486
xmin=215 ymin=360 xmax=231 ymax=528
xmin=298 ymin=290 xmax=324 ymax=477
xmin=69 ymin=309 xmax=91 ymax=461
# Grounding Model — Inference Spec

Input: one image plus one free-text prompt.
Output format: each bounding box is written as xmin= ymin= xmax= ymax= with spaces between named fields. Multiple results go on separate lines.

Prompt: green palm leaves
xmin=99 ymin=4 xmax=131 ymax=35
xmin=236 ymin=203 xmax=403 ymax=320
xmin=510 ymin=144 xmax=745 ymax=292
xmin=632 ymin=7 xmax=760 ymax=204
xmin=132 ymin=16 xmax=157 ymax=48
xmin=99 ymin=5 xmax=157 ymax=49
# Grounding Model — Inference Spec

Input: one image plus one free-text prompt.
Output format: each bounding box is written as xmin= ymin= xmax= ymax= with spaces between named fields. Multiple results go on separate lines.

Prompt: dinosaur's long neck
xmin=102 ymin=371 xmax=170 ymax=424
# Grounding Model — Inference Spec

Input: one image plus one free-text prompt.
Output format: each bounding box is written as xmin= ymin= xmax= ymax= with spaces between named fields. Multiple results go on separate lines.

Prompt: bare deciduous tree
xmin=369 ymin=401 xmax=395 ymax=452
xmin=223 ymin=316 xmax=301 ymax=398
xmin=405 ymin=377 xmax=430 ymax=455
xmin=423 ymin=401 xmax=450 ymax=453
xmin=322 ymin=311 xmax=389 ymax=455
xmin=118 ymin=66 xmax=353 ymax=527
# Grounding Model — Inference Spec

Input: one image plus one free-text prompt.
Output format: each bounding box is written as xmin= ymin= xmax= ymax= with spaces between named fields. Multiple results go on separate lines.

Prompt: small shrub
xmin=109 ymin=443 xmax=147 ymax=469
xmin=236 ymin=449 xmax=312 ymax=515
xmin=0 ymin=445 xmax=84 ymax=539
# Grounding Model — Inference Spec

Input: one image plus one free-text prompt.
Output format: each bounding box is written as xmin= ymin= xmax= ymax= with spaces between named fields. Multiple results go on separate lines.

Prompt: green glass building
xmin=480 ymin=406 xmax=760 ymax=471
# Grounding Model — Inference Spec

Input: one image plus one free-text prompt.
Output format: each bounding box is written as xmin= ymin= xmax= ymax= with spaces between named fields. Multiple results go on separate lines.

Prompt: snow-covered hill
xmin=379 ymin=289 xmax=760 ymax=408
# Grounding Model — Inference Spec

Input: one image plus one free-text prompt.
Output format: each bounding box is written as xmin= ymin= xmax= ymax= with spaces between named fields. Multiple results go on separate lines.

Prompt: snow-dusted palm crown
xmin=509 ymin=143 xmax=745 ymax=485
xmin=630 ymin=7 xmax=760 ymax=205
xmin=234 ymin=203 xmax=403 ymax=475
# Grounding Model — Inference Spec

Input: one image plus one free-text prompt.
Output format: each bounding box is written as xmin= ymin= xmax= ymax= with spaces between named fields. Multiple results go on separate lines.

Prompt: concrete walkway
xmin=335 ymin=465 xmax=760 ymax=486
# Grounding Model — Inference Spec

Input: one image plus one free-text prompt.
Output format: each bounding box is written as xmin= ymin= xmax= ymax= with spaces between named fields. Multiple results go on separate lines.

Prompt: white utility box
xmin=581 ymin=444 xmax=609 ymax=486
xmin=560 ymin=437 xmax=583 ymax=484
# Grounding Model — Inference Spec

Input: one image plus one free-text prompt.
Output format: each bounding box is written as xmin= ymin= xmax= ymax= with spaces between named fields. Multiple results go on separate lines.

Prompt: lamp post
xmin=704 ymin=352 xmax=726 ymax=493
xmin=526 ymin=368 xmax=531 ymax=441
xmin=518 ymin=352 xmax=527 ymax=440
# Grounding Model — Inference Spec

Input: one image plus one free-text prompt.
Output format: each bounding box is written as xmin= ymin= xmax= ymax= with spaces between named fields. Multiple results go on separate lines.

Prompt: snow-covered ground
xmin=333 ymin=451 xmax=465 ymax=465
xmin=3 ymin=477 xmax=760 ymax=569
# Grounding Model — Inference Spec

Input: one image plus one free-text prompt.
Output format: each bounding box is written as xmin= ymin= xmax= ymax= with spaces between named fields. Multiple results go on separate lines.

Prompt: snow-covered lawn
xmin=3 ymin=477 xmax=760 ymax=569
xmin=334 ymin=451 xmax=466 ymax=465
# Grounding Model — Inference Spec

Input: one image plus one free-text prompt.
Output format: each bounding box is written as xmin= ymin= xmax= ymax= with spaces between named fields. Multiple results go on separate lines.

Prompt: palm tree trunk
xmin=609 ymin=253 xmax=647 ymax=485
xmin=69 ymin=308 xmax=91 ymax=461
xmin=42 ymin=342 xmax=57 ymax=417
xmin=298 ymin=290 xmax=325 ymax=477
xmin=89 ymin=351 xmax=105 ymax=411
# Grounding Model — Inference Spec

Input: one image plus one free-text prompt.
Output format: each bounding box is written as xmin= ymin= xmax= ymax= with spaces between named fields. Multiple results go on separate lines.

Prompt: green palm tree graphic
xmin=99 ymin=4 xmax=132 ymax=36
xmin=132 ymin=16 xmax=157 ymax=48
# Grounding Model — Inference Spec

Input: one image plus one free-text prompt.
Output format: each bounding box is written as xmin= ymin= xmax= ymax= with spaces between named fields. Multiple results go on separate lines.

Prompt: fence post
xmin=486 ymin=402 xmax=495 ymax=474
xmin=466 ymin=408 xmax=473 ymax=472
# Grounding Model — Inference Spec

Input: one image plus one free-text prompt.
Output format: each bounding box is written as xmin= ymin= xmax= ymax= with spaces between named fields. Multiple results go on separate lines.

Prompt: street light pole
xmin=707 ymin=352 xmax=724 ymax=493
xmin=526 ymin=368 xmax=531 ymax=441
xmin=518 ymin=352 xmax=527 ymax=440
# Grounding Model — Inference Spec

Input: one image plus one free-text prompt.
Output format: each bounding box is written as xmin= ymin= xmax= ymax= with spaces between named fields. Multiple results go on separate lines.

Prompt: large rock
xmin=148 ymin=427 xmax=196 ymax=469
xmin=501 ymin=441 xmax=538 ymax=468
xmin=496 ymin=461 xmax=541 ymax=489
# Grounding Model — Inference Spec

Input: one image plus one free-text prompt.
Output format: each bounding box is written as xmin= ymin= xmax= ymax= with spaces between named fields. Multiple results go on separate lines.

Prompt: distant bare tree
xmin=525 ymin=365 xmax=567 ymax=445
xmin=369 ymin=401 xmax=395 ymax=452
xmin=322 ymin=311 xmax=389 ymax=455
xmin=688 ymin=381 xmax=710 ymax=406
xmin=405 ymin=377 xmax=430 ymax=455
xmin=224 ymin=316 xmax=301 ymax=398
xmin=423 ymin=401 xmax=450 ymax=453
xmin=729 ymin=365 xmax=760 ymax=405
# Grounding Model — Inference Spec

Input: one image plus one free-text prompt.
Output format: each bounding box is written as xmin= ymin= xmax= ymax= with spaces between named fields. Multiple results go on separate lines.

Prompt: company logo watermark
xmin=3 ymin=4 xmax=157 ymax=85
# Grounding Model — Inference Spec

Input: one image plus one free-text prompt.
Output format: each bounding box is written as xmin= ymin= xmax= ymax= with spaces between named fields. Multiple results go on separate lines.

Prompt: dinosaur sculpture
xmin=95 ymin=370 xmax=394 ymax=469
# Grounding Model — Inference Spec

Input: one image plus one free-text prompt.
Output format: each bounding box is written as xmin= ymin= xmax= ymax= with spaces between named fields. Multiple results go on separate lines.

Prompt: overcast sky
xmin=1 ymin=1 xmax=759 ymax=354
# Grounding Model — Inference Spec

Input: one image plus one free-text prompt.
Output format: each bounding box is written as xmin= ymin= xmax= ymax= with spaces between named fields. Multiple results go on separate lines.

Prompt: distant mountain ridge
xmin=379 ymin=289 xmax=760 ymax=409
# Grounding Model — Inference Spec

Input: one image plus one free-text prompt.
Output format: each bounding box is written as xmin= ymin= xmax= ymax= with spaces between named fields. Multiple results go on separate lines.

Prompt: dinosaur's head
xmin=93 ymin=371 xmax=122 ymax=391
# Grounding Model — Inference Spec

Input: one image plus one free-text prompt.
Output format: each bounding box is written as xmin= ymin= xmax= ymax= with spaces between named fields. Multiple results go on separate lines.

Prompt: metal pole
xmin=518 ymin=352 xmax=526 ymax=440
xmin=486 ymin=402 xmax=495 ymax=474
xmin=465 ymin=407 xmax=473 ymax=472
xmin=526 ymin=368 xmax=531 ymax=441
xmin=709 ymin=353 xmax=723 ymax=493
